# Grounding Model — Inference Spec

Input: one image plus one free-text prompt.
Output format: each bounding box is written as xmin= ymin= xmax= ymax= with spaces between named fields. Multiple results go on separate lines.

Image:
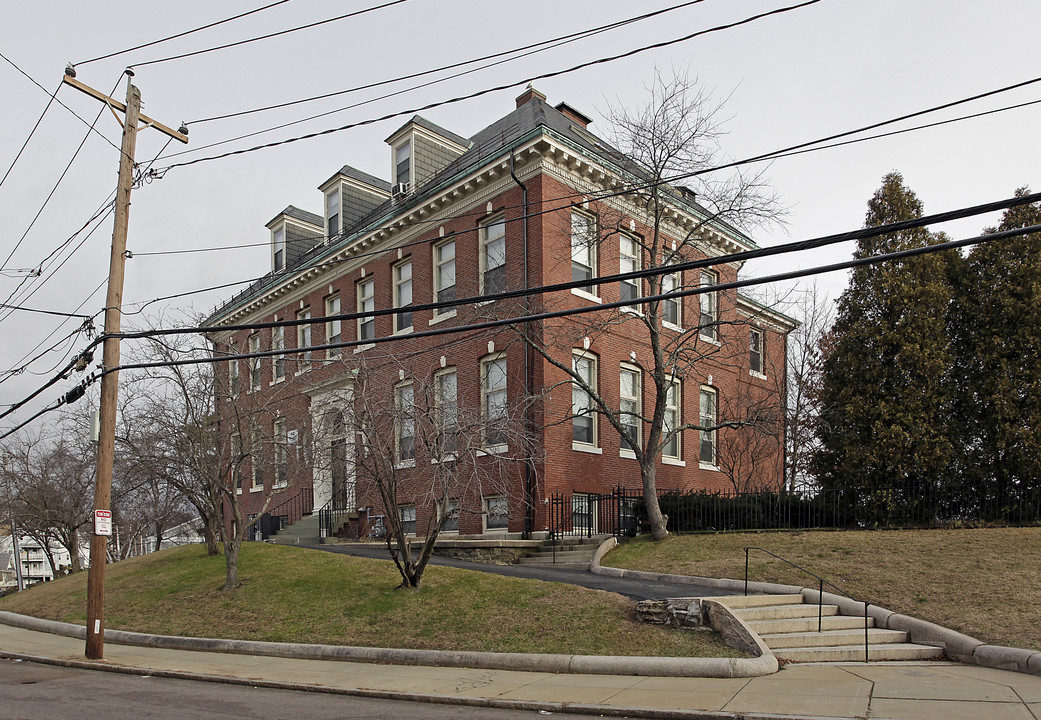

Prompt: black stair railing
xmin=743 ymin=546 xmax=871 ymax=663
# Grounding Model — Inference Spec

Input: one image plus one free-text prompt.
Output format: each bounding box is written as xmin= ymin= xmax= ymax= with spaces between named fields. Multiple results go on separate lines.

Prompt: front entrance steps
xmin=268 ymin=513 xmax=322 ymax=545
xmin=516 ymin=536 xmax=610 ymax=567
xmin=716 ymin=594 xmax=945 ymax=664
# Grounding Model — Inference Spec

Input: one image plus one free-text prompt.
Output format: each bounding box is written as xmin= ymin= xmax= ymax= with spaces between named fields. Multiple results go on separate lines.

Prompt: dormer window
xmin=395 ymin=141 xmax=411 ymax=189
xmin=326 ymin=187 xmax=340 ymax=238
xmin=273 ymin=226 xmax=286 ymax=272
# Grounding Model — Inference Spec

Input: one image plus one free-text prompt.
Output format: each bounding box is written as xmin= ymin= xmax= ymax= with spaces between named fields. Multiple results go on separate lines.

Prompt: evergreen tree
xmin=950 ymin=188 xmax=1041 ymax=517
xmin=813 ymin=173 xmax=958 ymax=523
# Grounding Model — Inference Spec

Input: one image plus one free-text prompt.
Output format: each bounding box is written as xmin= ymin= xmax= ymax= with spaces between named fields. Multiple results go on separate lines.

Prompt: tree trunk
xmin=203 ymin=516 xmax=220 ymax=556
xmin=223 ymin=536 xmax=240 ymax=590
xmin=641 ymin=460 xmax=669 ymax=540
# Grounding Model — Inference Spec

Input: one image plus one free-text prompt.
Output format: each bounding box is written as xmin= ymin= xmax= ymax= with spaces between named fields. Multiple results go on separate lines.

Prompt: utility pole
xmin=62 ymin=68 xmax=187 ymax=660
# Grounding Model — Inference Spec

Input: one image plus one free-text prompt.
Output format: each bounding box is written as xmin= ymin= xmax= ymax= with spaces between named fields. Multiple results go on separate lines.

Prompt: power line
xmin=0 ymin=64 xmax=62 ymax=194
xmin=0 ymin=302 xmax=93 ymax=319
xmin=0 ymin=73 xmax=123 ymax=273
xmin=131 ymin=0 xmax=412 ymax=68
xmin=108 ymin=222 xmax=1041 ymax=374
xmin=134 ymin=91 xmax=1041 ymax=264
xmin=75 ymin=0 xmax=293 ymax=66
xmin=153 ymin=0 xmax=822 ymax=172
xmin=115 ymin=190 xmax=1041 ymax=341
xmin=185 ymin=0 xmax=713 ymax=126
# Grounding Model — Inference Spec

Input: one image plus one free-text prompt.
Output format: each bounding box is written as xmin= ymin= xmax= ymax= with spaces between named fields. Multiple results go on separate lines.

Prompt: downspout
xmin=510 ymin=149 xmax=536 ymax=539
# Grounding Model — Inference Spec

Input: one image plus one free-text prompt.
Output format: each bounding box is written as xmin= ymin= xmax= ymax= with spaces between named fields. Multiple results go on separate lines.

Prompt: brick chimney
xmin=516 ymin=85 xmax=547 ymax=108
xmin=555 ymin=102 xmax=592 ymax=129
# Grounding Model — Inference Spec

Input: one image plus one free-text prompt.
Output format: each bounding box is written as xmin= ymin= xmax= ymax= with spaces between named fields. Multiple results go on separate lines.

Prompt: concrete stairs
xmin=517 ymin=536 xmax=609 ymax=567
xmin=717 ymin=594 xmax=945 ymax=663
xmin=269 ymin=513 xmax=322 ymax=545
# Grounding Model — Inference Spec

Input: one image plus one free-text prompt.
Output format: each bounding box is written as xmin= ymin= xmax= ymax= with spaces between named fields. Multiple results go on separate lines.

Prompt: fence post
xmin=744 ymin=547 xmax=749 ymax=596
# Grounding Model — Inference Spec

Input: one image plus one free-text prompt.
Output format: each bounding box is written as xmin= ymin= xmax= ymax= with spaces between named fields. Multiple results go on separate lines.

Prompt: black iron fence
xmin=251 ymin=487 xmax=314 ymax=541
xmin=548 ymin=481 xmax=1041 ymax=538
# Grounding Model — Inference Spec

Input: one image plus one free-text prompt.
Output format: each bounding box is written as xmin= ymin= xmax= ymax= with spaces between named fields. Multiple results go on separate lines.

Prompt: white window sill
xmin=295 ymin=367 xmax=310 ymax=376
xmin=699 ymin=461 xmax=719 ymax=471
xmin=663 ymin=321 xmax=684 ymax=333
xmin=236 ymin=488 xmax=242 ymax=495
xmin=477 ymin=444 xmax=508 ymax=457
xmin=394 ymin=459 xmax=416 ymax=470
xmin=429 ymin=310 xmax=456 ymax=325
xmin=393 ymin=326 xmax=414 ymax=336
xmin=353 ymin=343 xmax=375 ymax=354
xmin=430 ymin=453 xmax=457 ymax=465
xmin=700 ymin=334 xmax=721 ymax=346
xmin=572 ymin=442 xmax=602 ymax=454
xmin=621 ymin=305 xmax=643 ymax=317
xmin=662 ymin=456 xmax=686 ymax=467
xmin=749 ymin=370 xmax=767 ymax=380
xmin=620 ymin=448 xmax=637 ymax=459
xmin=250 ymin=486 xmax=264 ymax=493
xmin=571 ymin=288 xmax=602 ymax=303
xmin=270 ymin=376 xmax=285 ymax=386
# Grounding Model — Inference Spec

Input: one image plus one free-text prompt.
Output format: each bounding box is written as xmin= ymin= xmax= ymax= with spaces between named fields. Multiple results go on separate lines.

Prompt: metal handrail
xmin=743 ymin=546 xmax=871 ymax=662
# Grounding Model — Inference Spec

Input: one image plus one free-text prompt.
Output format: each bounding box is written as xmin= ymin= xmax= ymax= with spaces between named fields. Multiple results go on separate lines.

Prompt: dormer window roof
xmin=266 ymin=205 xmax=323 ymax=274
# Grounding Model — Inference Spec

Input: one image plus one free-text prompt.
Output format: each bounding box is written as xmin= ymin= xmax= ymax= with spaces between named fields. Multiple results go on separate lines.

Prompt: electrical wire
xmin=108 ymin=222 xmax=1041 ymax=373
xmin=75 ymin=0 xmax=293 ymax=66
xmin=134 ymin=91 xmax=1041 ymax=263
xmin=186 ymin=0 xmax=713 ymax=126
xmin=0 ymin=303 xmax=93 ymax=319
xmin=0 ymin=68 xmax=62 ymax=194
xmin=152 ymin=0 xmax=822 ymax=172
xmin=0 ymin=74 xmax=123 ymax=273
xmin=115 ymin=190 xmax=1041 ymax=340
xmin=131 ymin=0 xmax=412 ymax=68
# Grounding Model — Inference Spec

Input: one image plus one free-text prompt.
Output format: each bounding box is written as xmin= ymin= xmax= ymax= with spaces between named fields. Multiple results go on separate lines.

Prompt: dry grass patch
xmin=0 ymin=543 xmax=740 ymax=658
xmin=603 ymin=527 xmax=1041 ymax=651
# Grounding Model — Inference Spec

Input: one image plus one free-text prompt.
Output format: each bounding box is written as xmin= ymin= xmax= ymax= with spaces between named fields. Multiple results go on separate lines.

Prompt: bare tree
xmin=1 ymin=423 xmax=95 ymax=575
xmin=782 ymin=282 xmax=832 ymax=492
xmin=339 ymin=356 xmax=530 ymax=590
xmin=518 ymin=71 xmax=783 ymax=539
xmin=120 ymin=327 xmax=305 ymax=590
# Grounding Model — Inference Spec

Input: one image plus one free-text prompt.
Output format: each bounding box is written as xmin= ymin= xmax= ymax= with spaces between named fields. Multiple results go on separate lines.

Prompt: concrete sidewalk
xmin=3 ymin=622 xmax=1041 ymax=719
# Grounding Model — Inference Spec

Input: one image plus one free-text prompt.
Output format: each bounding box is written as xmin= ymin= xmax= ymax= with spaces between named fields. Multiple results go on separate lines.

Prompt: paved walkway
xmin=3 ymin=621 xmax=1041 ymax=719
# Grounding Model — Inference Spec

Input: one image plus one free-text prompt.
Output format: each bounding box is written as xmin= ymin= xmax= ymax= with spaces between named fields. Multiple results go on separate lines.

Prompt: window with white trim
xmin=272 ymin=325 xmax=285 ymax=381
xmin=750 ymin=327 xmax=764 ymax=376
xmin=326 ymin=187 xmax=340 ymax=238
xmin=572 ymin=351 xmax=597 ymax=447
xmin=482 ymin=354 xmax=508 ymax=447
xmin=296 ymin=308 xmax=311 ymax=370
xmin=395 ymin=382 xmax=415 ymax=464
xmin=435 ymin=367 xmax=458 ymax=456
xmin=273 ymin=418 xmax=288 ymax=488
xmin=400 ymin=504 xmax=416 ymax=534
xmin=662 ymin=378 xmax=681 ymax=459
xmin=433 ymin=239 xmax=456 ymax=313
xmin=273 ymin=226 xmax=286 ymax=272
xmin=231 ymin=433 xmax=243 ymax=492
xmin=700 ymin=270 xmax=717 ymax=340
xmin=700 ymin=386 xmax=717 ymax=466
xmin=484 ymin=495 xmax=508 ymax=531
xmin=441 ymin=499 xmax=460 ymax=533
xmin=395 ymin=141 xmax=411 ymax=187
xmin=325 ymin=293 xmax=341 ymax=357
xmin=251 ymin=428 xmax=264 ymax=490
xmin=394 ymin=259 xmax=413 ymax=332
xmin=571 ymin=211 xmax=596 ymax=294
xmin=620 ymin=365 xmax=641 ymax=453
xmin=662 ymin=266 xmax=681 ymax=327
xmin=357 ymin=278 xmax=375 ymax=342
xmin=619 ymin=234 xmax=640 ymax=304
xmin=481 ymin=215 xmax=506 ymax=295
xmin=228 ymin=355 xmax=240 ymax=396
xmin=248 ymin=333 xmax=261 ymax=391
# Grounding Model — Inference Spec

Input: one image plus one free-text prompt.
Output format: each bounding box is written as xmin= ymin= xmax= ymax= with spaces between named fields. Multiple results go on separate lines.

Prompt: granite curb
xmin=589 ymin=538 xmax=1041 ymax=676
xmin=0 ymin=648 xmax=786 ymax=720
xmin=0 ymin=610 xmax=776 ymax=679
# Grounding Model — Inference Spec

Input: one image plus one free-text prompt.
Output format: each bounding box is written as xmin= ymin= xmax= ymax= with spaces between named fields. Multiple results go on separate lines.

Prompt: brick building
xmin=206 ymin=87 xmax=795 ymax=540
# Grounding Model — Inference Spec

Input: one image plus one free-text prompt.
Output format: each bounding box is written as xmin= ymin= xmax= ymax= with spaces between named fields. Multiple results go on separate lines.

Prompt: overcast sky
xmin=2 ymin=0 xmax=1039 ymax=430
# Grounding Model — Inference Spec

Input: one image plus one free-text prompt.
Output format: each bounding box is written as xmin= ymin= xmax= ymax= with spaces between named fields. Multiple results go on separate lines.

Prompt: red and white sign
xmin=94 ymin=509 xmax=112 ymax=537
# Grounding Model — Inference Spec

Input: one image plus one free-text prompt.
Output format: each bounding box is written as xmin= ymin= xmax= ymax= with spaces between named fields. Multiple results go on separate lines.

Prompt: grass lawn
xmin=603 ymin=526 xmax=1041 ymax=652
xmin=0 ymin=543 xmax=739 ymax=658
